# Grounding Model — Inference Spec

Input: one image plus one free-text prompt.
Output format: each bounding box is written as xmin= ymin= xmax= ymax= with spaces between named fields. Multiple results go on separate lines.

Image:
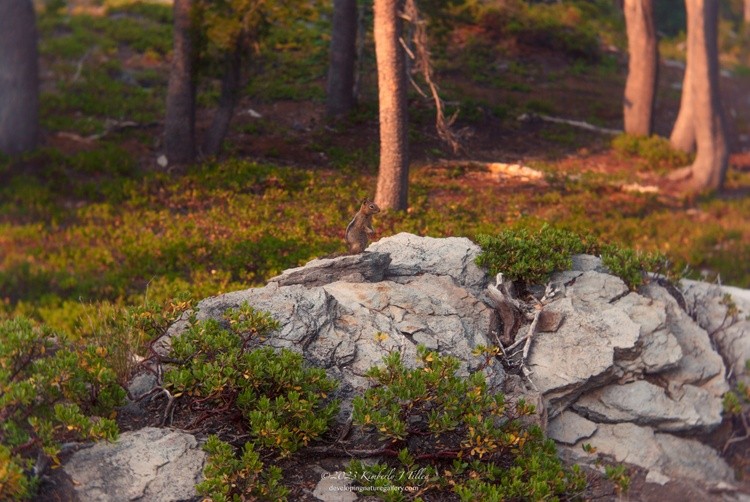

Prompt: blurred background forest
xmin=0 ymin=0 xmax=749 ymax=337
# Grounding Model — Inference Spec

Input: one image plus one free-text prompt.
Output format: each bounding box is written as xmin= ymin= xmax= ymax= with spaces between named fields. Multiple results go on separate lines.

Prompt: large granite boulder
xmin=63 ymin=235 xmax=748 ymax=499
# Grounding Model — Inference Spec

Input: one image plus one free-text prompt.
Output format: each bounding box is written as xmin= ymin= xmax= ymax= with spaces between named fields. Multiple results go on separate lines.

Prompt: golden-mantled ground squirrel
xmin=345 ymin=198 xmax=380 ymax=254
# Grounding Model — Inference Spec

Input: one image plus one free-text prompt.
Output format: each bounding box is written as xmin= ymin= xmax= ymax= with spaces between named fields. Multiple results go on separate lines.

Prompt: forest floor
xmin=5 ymin=3 xmax=750 ymax=500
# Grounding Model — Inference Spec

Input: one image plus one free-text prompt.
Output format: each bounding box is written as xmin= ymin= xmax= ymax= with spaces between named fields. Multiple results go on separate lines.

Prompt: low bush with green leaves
xmin=0 ymin=317 xmax=124 ymax=500
xmin=476 ymin=224 xmax=670 ymax=289
xmin=196 ymin=435 xmax=289 ymax=502
xmin=347 ymin=346 xmax=587 ymax=500
xmin=162 ymin=303 xmax=339 ymax=500
xmin=611 ymin=133 xmax=693 ymax=170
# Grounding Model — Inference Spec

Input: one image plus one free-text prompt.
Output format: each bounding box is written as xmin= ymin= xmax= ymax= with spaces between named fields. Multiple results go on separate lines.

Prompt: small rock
xmin=127 ymin=372 xmax=157 ymax=400
xmin=571 ymin=254 xmax=606 ymax=273
xmin=64 ymin=428 xmax=206 ymax=502
xmin=313 ymin=471 xmax=358 ymax=502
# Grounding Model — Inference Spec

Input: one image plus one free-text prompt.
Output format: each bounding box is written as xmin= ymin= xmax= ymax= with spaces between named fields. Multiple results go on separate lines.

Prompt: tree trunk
xmin=684 ymin=0 xmax=728 ymax=191
xmin=164 ymin=0 xmax=196 ymax=165
xmin=0 ymin=0 xmax=39 ymax=156
xmin=373 ymin=0 xmax=409 ymax=210
xmin=326 ymin=0 xmax=358 ymax=118
xmin=745 ymin=0 xmax=750 ymax=24
xmin=670 ymin=15 xmax=696 ymax=153
xmin=202 ymin=46 xmax=243 ymax=157
xmin=623 ymin=0 xmax=658 ymax=136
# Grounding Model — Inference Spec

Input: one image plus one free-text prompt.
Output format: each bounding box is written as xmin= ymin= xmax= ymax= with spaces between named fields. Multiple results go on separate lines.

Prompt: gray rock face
xmin=573 ymin=380 xmax=722 ymax=432
xmin=64 ymin=428 xmax=206 ymax=501
xmin=123 ymin=243 xmax=745 ymax=496
xmin=560 ymin=422 xmax=734 ymax=485
xmin=161 ymin=233 xmax=505 ymax=396
xmin=367 ymin=232 xmax=488 ymax=294
xmin=528 ymin=271 xmax=683 ymax=415
xmin=643 ymin=283 xmax=728 ymax=397
xmin=547 ymin=410 xmax=598 ymax=445
xmin=682 ymin=279 xmax=750 ymax=384
xmin=269 ymin=252 xmax=392 ymax=287
xmin=526 ymin=265 xmax=732 ymax=487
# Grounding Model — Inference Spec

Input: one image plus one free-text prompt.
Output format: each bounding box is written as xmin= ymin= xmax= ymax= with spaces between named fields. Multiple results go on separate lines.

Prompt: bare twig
xmin=57 ymin=120 xmax=157 ymax=143
xmin=401 ymin=0 xmax=464 ymax=153
xmin=518 ymin=113 xmax=622 ymax=135
xmin=72 ymin=49 xmax=92 ymax=82
xmin=723 ymin=410 xmax=750 ymax=454
xmin=161 ymin=388 xmax=176 ymax=427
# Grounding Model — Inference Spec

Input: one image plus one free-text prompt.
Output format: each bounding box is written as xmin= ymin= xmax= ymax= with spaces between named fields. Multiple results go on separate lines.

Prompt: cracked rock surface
xmin=64 ymin=427 xmax=206 ymax=501
xmin=538 ymin=255 xmax=735 ymax=490
xmin=121 ymin=239 xmax=747 ymax=497
xmin=159 ymin=233 xmax=505 ymax=398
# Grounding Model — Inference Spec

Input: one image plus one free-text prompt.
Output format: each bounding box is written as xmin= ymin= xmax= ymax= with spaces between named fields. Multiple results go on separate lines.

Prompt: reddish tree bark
xmin=623 ymin=0 xmax=658 ymax=136
xmin=0 ymin=0 xmax=39 ymax=156
xmin=670 ymin=22 xmax=696 ymax=153
xmin=373 ymin=0 xmax=409 ymax=210
xmin=683 ymin=0 xmax=728 ymax=190
xmin=164 ymin=0 xmax=196 ymax=165
xmin=326 ymin=0 xmax=358 ymax=118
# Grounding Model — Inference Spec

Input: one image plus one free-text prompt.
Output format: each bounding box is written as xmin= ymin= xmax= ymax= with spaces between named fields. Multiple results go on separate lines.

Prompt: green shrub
xmin=476 ymin=224 xmax=669 ymax=289
xmin=478 ymin=0 xmax=602 ymax=60
xmin=163 ymin=303 xmax=339 ymax=500
xmin=600 ymin=245 xmax=667 ymax=290
xmin=604 ymin=463 xmax=631 ymax=494
xmin=475 ymin=225 xmax=592 ymax=285
xmin=196 ymin=435 xmax=288 ymax=502
xmin=611 ymin=133 xmax=693 ymax=170
xmin=0 ymin=318 xmax=123 ymax=500
xmin=347 ymin=346 xmax=586 ymax=500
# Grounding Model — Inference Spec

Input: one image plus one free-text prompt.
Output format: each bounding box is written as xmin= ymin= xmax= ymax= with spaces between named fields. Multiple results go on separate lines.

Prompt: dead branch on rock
xmin=486 ymin=273 xmax=525 ymax=345
xmin=723 ymin=408 xmax=750 ymax=454
xmin=161 ymin=388 xmax=177 ymax=426
xmin=486 ymin=274 xmax=566 ymax=391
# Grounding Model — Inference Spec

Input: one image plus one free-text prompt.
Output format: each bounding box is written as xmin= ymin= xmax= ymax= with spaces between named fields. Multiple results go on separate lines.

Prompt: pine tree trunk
xmin=685 ymin=0 xmax=728 ymax=190
xmin=745 ymin=0 xmax=750 ymax=24
xmin=0 ymin=0 xmax=39 ymax=156
xmin=164 ymin=0 xmax=196 ymax=165
xmin=373 ymin=0 xmax=409 ymax=210
xmin=670 ymin=22 xmax=697 ymax=153
xmin=202 ymin=46 xmax=243 ymax=157
xmin=623 ymin=0 xmax=658 ymax=136
xmin=326 ymin=0 xmax=358 ymax=118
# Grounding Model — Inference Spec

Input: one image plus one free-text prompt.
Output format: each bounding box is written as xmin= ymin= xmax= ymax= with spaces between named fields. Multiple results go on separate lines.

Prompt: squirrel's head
xmin=361 ymin=198 xmax=380 ymax=214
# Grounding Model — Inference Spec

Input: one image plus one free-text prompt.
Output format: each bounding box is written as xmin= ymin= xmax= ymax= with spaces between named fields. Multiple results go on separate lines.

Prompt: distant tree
xmin=202 ymin=43 xmax=243 ymax=156
xmin=164 ymin=0 xmax=196 ymax=164
xmin=670 ymin=0 xmax=728 ymax=190
xmin=164 ymin=0 xmax=314 ymax=162
xmin=326 ymin=0 xmax=358 ymax=118
xmin=0 ymin=0 xmax=39 ymax=156
xmin=373 ymin=0 xmax=409 ymax=210
xmin=623 ymin=0 xmax=658 ymax=136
